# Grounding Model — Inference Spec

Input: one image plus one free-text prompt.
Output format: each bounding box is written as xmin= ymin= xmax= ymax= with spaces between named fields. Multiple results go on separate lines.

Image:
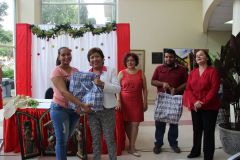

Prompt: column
xmin=232 ymin=0 xmax=240 ymax=36
xmin=17 ymin=0 xmax=41 ymax=24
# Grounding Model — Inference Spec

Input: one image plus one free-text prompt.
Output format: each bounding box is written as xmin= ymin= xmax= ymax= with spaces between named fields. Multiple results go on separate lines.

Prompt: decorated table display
xmin=3 ymin=96 xmax=125 ymax=157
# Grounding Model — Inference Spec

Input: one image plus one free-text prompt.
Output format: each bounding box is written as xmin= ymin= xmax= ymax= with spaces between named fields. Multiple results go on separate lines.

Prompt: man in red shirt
xmin=151 ymin=49 xmax=188 ymax=154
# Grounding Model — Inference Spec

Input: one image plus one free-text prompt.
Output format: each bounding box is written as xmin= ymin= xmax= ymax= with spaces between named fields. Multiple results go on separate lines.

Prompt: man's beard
xmin=165 ymin=63 xmax=175 ymax=67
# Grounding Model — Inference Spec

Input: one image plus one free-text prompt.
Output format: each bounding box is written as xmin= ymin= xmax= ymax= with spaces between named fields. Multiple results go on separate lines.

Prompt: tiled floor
xmin=0 ymin=106 xmax=231 ymax=160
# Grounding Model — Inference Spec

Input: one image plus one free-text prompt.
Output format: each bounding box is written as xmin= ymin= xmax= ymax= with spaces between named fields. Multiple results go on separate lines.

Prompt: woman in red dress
xmin=116 ymin=53 xmax=148 ymax=157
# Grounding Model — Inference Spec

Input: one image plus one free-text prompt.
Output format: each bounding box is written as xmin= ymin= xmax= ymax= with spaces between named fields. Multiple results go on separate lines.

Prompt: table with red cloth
xmin=3 ymin=108 xmax=126 ymax=156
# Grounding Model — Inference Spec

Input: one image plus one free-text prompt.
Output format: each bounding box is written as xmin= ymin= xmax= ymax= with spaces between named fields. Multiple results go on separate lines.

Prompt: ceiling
xmin=208 ymin=0 xmax=233 ymax=31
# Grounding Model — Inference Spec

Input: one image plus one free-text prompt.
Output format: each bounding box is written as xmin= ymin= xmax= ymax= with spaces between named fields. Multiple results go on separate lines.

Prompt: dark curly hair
xmin=164 ymin=48 xmax=176 ymax=57
xmin=123 ymin=53 xmax=139 ymax=68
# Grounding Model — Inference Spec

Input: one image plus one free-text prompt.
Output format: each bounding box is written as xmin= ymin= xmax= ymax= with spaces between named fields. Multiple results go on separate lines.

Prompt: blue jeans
xmin=50 ymin=102 xmax=80 ymax=160
xmin=154 ymin=121 xmax=178 ymax=147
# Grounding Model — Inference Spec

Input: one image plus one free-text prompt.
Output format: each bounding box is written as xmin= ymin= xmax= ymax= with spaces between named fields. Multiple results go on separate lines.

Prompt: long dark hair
xmin=56 ymin=47 xmax=70 ymax=66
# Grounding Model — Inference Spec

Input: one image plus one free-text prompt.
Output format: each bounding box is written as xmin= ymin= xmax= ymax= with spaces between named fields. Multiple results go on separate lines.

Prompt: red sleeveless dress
xmin=120 ymin=69 xmax=144 ymax=122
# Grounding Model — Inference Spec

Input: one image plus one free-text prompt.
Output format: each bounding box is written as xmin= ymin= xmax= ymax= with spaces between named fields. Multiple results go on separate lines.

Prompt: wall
xmin=16 ymin=0 xmax=41 ymax=24
xmin=202 ymin=0 xmax=221 ymax=32
xmin=202 ymin=0 xmax=215 ymax=18
xmin=16 ymin=0 xmax=231 ymax=102
xmin=118 ymin=0 xmax=231 ymax=102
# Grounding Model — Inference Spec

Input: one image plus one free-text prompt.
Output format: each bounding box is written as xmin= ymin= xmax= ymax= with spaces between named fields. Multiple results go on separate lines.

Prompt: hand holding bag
xmin=68 ymin=71 xmax=104 ymax=111
xmin=81 ymin=81 xmax=104 ymax=111
xmin=154 ymin=92 xmax=183 ymax=124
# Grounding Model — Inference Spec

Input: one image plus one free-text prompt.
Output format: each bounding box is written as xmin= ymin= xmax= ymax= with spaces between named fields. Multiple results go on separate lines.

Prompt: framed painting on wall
xmin=130 ymin=49 xmax=145 ymax=72
xmin=152 ymin=52 xmax=163 ymax=64
xmin=164 ymin=48 xmax=193 ymax=71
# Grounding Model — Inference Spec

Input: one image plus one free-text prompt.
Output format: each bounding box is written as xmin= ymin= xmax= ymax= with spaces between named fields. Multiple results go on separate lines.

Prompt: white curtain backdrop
xmin=31 ymin=25 xmax=117 ymax=98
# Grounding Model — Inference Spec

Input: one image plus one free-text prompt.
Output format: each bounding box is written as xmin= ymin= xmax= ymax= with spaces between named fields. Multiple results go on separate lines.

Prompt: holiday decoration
xmin=30 ymin=23 xmax=117 ymax=40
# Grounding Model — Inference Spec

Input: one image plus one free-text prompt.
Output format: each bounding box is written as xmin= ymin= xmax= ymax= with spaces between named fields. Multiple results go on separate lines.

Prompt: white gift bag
xmin=154 ymin=92 xmax=183 ymax=124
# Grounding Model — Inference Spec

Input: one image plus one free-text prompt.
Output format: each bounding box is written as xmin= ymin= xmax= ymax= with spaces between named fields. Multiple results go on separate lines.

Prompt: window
xmin=0 ymin=0 xmax=15 ymax=97
xmin=41 ymin=0 xmax=116 ymax=24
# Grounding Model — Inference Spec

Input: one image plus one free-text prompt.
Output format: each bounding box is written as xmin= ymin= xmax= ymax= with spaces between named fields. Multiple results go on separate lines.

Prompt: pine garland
xmin=30 ymin=23 xmax=117 ymax=40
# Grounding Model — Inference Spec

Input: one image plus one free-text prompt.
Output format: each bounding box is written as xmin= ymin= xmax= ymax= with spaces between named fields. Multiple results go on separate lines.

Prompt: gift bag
xmin=154 ymin=92 xmax=183 ymax=124
xmin=81 ymin=81 xmax=104 ymax=111
xmin=68 ymin=71 xmax=104 ymax=111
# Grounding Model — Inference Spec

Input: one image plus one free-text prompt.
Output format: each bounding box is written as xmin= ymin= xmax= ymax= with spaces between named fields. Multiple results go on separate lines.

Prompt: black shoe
xmin=204 ymin=155 xmax=213 ymax=160
xmin=187 ymin=153 xmax=201 ymax=158
xmin=153 ymin=145 xmax=161 ymax=154
xmin=171 ymin=146 xmax=181 ymax=153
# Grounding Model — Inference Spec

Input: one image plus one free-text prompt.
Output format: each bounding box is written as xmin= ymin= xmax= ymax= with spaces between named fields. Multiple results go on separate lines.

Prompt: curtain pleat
xmin=16 ymin=24 xmax=32 ymax=96
xmin=116 ymin=23 xmax=130 ymax=72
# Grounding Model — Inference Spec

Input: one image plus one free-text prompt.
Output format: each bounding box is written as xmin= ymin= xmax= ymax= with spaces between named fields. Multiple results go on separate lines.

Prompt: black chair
xmin=16 ymin=111 xmax=42 ymax=160
xmin=17 ymin=109 xmax=88 ymax=159
xmin=38 ymin=109 xmax=56 ymax=156
xmin=45 ymin=88 xmax=53 ymax=99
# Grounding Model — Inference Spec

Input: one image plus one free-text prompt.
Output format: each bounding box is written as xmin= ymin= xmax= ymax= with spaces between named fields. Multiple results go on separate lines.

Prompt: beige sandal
xmin=128 ymin=150 xmax=141 ymax=157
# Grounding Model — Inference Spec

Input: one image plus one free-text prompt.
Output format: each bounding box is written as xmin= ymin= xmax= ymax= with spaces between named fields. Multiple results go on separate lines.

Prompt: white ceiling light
xmin=225 ymin=20 xmax=233 ymax=24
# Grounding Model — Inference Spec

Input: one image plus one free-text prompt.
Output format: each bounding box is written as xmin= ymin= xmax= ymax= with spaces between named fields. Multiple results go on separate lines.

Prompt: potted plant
xmin=214 ymin=32 xmax=240 ymax=155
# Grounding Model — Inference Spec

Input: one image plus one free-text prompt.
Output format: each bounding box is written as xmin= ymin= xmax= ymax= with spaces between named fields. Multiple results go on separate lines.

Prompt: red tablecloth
xmin=3 ymin=108 xmax=126 ymax=156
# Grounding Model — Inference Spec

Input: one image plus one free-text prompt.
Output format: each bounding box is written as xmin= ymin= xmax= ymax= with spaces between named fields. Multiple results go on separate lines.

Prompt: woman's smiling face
xmin=89 ymin=52 xmax=104 ymax=68
xmin=58 ymin=48 xmax=72 ymax=65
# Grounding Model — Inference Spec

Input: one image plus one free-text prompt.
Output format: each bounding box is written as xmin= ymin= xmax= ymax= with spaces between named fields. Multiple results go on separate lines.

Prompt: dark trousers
xmin=154 ymin=121 xmax=178 ymax=147
xmin=191 ymin=109 xmax=218 ymax=160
